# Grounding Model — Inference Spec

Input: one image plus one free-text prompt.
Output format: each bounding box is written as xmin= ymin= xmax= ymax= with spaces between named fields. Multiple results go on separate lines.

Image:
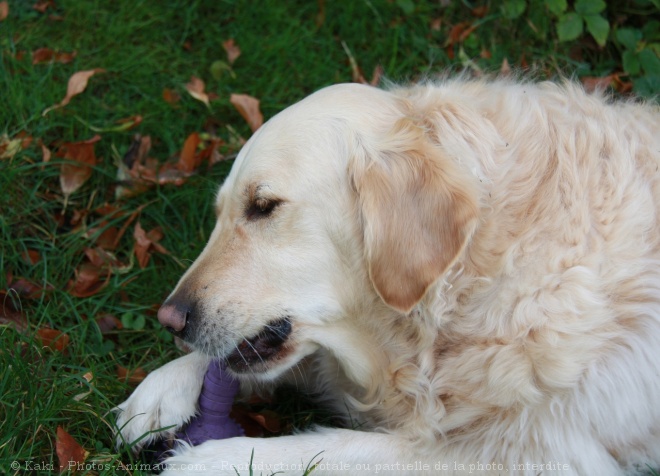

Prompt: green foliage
xmin=615 ymin=21 xmax=660 ymax=97
xmin=121 ymin=313 xmax=146 ymax=331
xmin=501 ymin=0 xmax=527 ymax=20
xmin=478 ymin=0 xmax=659 ymax=98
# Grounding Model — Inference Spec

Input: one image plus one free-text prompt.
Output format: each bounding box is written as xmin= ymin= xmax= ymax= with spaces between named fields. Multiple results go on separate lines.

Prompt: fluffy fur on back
xmin=116 ymin=78 xmax=660 ymax=475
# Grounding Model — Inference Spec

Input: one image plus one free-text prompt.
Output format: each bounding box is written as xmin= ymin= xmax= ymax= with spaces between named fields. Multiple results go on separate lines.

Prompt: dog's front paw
xmin=114 ymin=352 xmax=211 ymax=451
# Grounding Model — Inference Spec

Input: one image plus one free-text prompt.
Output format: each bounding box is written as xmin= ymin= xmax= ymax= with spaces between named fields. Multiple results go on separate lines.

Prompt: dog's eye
xmin=246 ymin=198 xmax=280 ymax=221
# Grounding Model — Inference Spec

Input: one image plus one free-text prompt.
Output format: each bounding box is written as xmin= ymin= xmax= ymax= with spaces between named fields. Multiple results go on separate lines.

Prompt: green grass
xmin=1 ymin=0 xmax=658 ymax=474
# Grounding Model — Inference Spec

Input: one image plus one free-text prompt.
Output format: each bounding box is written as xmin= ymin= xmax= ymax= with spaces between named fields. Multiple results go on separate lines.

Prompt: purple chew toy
xmin=176 ymin=359 xmax=244 ymax=445
xmin=152 ymin=360 xmax=243 ymax=461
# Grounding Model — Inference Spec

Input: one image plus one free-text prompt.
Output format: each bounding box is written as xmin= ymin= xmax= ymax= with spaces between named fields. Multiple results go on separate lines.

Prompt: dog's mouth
xmin=226 ymin=317 xmax=292 ymax=372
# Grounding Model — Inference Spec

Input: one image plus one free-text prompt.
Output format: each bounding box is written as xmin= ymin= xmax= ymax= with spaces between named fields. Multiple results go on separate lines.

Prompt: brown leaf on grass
xmin=43 ymin=68 xmax=105 ymax=116
xmin=162 ymin=88 xmax=181 ymax=104
xmin=0 ymin=134 xmax=23 ymax=159
xmin=41 ymin=143 xmax=52 ymax=163
xmin=57 ymin=135 xmax=101 ymax=199
xmin=115 ymin=114 xmax=143 ymax=131
xmin=117 ymin=365 xmax=147 ymax=385
xmin=0 ymin=290 xmax=28 ymax=331
xmin=84 ymin=247 xmax=123 ymax=269
xmin=68 ymin=262 xmax=110 ymax=298
xmin=222 ymin=39 xmax=241 ymax=64
xmin=185 ymin=76 xmax=210 ymax=107
xmin=199 ymin=136 xmax=226 ymax=166
xmin=447 ymin=22 xmax=472 ymax=44
xmin=445 ymin=22 xmax=475 ymax=60
xmin=16 ymin=131 xmax=33 ymax=149
xmin=178 ymin=132 xmax=202 ymax=173
xmin=86 ymin=224 xmax=119 ymax=250
xmin=117 ymin=133 xmax=228 ymax=199
xmin=133 ymin=222 xmax=168 ymax=269
xmin=0 ymin=2 xmax=8 ymax=21
xmin=33 ymin=1 xmax=55 ymax=13
xmin=471 ymin=5 xmax=488 ymax=17
xmin=230 ymin=94 xmax=263 ymax=132
xmin=8 ymin=274 xmax=49 ymax=299
xmin=37 ymin=328 xmax=70 ymax=352
xmin=581 ymin=73 xmax=633 ymax=94
xmin=96 ymin=314 xmax=122 ymax=334
xmin=94 ymin=203 xmax=123 ymax=219
xmin=32 ymin=47 xmax=77 ymax=65
xmin=115 ymin=135 xmax=156 ymax=199
xmin=22 ymin=249 xmax=41 ymax=265
xmin=56 ymin=426 xmax=88 ymax=473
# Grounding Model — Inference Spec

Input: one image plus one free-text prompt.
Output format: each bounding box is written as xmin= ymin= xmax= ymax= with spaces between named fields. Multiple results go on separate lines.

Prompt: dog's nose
xmin=157 ymin=301 xmax=190 ymax=334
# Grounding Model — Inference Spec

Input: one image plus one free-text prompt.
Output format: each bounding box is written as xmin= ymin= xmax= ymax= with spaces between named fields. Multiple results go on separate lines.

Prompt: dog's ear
xmin=351 ymin=116 xmax=479 ymax=314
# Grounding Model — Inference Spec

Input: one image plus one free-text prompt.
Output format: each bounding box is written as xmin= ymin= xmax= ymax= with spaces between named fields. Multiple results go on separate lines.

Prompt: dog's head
xmin=158 ymin=83 xmax=479 ymax=381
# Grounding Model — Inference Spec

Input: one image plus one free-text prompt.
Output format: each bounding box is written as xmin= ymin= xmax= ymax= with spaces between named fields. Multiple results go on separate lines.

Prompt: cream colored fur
xmin=116 ymin=78 xmax=660 ymax=475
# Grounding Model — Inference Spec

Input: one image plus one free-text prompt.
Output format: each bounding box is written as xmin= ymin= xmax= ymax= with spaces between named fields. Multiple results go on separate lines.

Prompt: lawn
xmin=1 ymin=0 xmax=658 ymax=474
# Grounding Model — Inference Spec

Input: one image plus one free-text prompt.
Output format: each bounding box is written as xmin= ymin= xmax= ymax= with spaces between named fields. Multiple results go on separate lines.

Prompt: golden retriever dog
xmin=116 ymin=78 xmax=660 ymax=475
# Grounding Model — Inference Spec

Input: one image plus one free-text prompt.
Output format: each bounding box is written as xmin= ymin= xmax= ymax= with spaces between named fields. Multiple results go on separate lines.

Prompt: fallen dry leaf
xmin=162 ymin=88 xmax=181 ymax=104
xmin=198 ymin=136 xmax=226 ymax=166
xmin=56 ymin=426 xmax=88 ymax=473
xmin=0 ymin=290 xmax=28 ymax=331
xmin=32 ymin=47 xmax=77 ymax=65
xmin=95 ymin=226 xmax=120 ymax=251
xmin=471 ymin=5 xmax=488 ymax=17
xmin=37 ymin=328 xmax=70 ymax=352
xmin=133 ymin=221 xmax=168 ymax=268
xmin=230 ymin=94 xmax=263 ymax=132
xmin=43 ymin=69 xmax=105 ymax=116
xmin=581 ymin=73 xmax=633 ymax=94
xmin=68 ymin=262 xmax=110 ymax=298
xmin=0 ymin=134 xmax=23 ymax=159
xmin=0 ymin=2 xmax=8 ymax=21
xmin=41 ymin=143 xmax=52 ymax=163
xmin=33 ymin=1 xmax=55 ymax=13
xmin=115 ymin=135 xmax=155 ymax=199
xmin=445 ymin=21 xmax=476 ymax=60
xmin=178 ymin=131 xmax=202 ymax=173
xmin=7 ymin=274 xmax=50 ymax=299
xmin=117 ymin=365 xmax=147 ymax=385
xmin=73 ymin=371 xmax=95 ymax=401
xmin=96 ymin=314 xmax=122 ymax=334
xmin=222 ymin=38 xmax=241 ymax=64
xmin=22 ymin=249 xmax=41 ymax=265
xmin=185 ymin=76 xmax=210 ymax=107
xmin=116 ymin=114 xmax=143 ymax=130
xmin=83 ymin=247 xmax=121 ymax=269
xmin=57 ymin=135 xmax=101 ymax=199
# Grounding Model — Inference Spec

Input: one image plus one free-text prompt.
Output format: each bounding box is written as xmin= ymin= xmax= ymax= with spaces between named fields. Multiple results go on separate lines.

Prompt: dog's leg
xmin=159 ymin=426 xmax=624 ymax=476
xmin=159 ymin=428 xmax=430 ymax=476
xmin=114 ymin=351 xmax=211 ymax=451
